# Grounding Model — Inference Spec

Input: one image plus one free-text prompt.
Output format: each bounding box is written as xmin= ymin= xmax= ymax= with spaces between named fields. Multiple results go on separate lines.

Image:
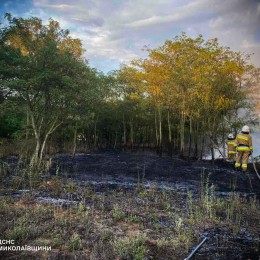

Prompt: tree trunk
xmin=167 ymin=110 xmax=172 ymax=156
xmin=180 ymin=111 xmax=185 ymax=156
xmin=25 ymin=108 xmax=30 ymax=159
xmin=30 ymin=137 xmax=40 ymax=169
xmin=210 ymin=136 xmax=215 ymax=163
xmin=72 ymin=127 xmax=77 ymax=159
xmin=194 ymin=121 xmax=199 ymax=159
xmin=123 ymin=114 xmax=127 ymax=149
xmin=154 ymin=109 xmax=159 ymax=148
xmin=114 ymin=132 xmax=118 ymax=149
xmin=158 ymin=108 xmax=162 ymax=157
xmin=39 ymin=132 xmax=50 ymax=167
xmin=222 ymin=114 xmax=226 ymax=158
xmin=130 ymin=118 xmax=134 ymax=150
xmin=94 ymin=120 xmax=97 ymax=148
xmin=29 ymin=110 xmax=62 ymax=172
xmin=200 ymin=136 xmax=205 ymax=160
xmin=211 ymin=145 xmax=215 ymax=162
xmin=188 ymin=116 xmax=192 ymax=158
xmin=29 ymin=111 xmax=42 ymax=171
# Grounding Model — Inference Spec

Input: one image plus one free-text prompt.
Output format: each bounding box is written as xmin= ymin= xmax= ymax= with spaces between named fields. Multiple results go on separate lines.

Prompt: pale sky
xmin=1 ymin=0 xmax=260 ymax=73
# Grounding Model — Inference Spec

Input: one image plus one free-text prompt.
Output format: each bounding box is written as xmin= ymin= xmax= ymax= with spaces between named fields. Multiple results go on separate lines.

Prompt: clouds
xmin=33 ymin=0 xmax=104 ymax=27
xmin=30 ymin=0 xmax=132 ymax=70
xmin=206 ymin=0 xmax=260 ymax=65
xmin=124 ymin=0 xmax=210 ymax=28
xmin=0 ymin=0 xmax=259 ymax=72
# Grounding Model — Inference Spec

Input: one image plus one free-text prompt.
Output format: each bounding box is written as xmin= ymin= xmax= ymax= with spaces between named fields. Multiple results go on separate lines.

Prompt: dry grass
xmin=0 ymin=165 xmax=259 ymax=260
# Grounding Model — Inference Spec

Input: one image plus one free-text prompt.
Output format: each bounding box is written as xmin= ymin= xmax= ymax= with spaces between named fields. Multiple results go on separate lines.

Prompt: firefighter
xmin=226 ymin=133 xmax=237 ymax=162
xmin=235 ymin=125 xmax=253 ymax=172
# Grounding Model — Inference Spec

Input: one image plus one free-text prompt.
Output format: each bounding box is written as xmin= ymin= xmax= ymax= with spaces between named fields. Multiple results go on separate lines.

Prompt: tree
xmin=0 ymin=14 xmax=87 ymax=170
xmin=116 ymin=33 xmax=256 ymax=158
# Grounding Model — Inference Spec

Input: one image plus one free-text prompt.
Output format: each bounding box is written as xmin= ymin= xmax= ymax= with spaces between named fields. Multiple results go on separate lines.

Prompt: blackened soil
xmin=195 ymin=228 xmax=260 ymax=260
xmin=50 ymin=150 xmax=260 ymax=196
xmin=1 ymin=151 xmax=260 ymax=260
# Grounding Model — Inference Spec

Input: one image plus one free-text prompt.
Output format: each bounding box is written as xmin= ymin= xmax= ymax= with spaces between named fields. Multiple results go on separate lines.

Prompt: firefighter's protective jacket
xmin=226 ymin=138 xmax=237 ymax=155
xmin=235 ymin=132 xmax=253 ymax=152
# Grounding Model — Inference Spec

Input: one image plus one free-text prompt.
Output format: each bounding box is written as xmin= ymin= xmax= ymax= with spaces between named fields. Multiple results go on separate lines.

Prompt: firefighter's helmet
xmin=242 ymin=125 xmax=250 ymax=133
xmin=228 ymin=133 xmax=234 ymax=139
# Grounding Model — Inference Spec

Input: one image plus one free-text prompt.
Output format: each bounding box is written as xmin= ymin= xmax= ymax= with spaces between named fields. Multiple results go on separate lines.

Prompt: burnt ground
xmin=1 ymin=150 xmax=260 ymax=260
xmin=50 ymin=150 xmax=260 ymax=196
xmin=48 ymin=151 xmax=260 ymax=259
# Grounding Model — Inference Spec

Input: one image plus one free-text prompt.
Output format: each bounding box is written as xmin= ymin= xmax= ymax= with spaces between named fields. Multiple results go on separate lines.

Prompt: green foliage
xmin=112 ymin=203 xmax=125 ymax=222
xmin=113 ymin=233 xmax=148 ymax=260
xmin=66 ymin=232 xmax=83 ymax=251
xmin=0 ymin=112 xmax=25 ymax=138
xmin=65 ymin=181 xmax=77 ymax=193
xmin=100 ymin=230 xmax=113 ymax=241
xmin=77 ymin=201 xmax=89 ymax=221
xmin=127 ymin=213 xmax=140 ymax=224
xmin=6 ymin=225 xmax=32 ymax=243
xmin=51 ymin=234 xmax=63 ymax=248
xmin=6 ymin=212 xmax=38 ymax=243
xmin=116 ymin=33 xmax=256 ymax=156
xmin=0 ymin=14 xmax=97 ymax=168
xmin=0 ymin=14 xmax=257 ymax=157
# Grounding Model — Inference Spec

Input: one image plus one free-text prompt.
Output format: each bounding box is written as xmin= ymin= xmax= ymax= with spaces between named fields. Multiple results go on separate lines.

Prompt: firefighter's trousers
xmin=235 ymin=151 xmax=250 ymax=171
xmin=227 ymin=151 xmax=236 ymax=162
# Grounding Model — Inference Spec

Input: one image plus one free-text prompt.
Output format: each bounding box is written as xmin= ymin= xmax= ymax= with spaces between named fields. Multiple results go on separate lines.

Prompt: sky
xmin=0 ymin=0 xmax=260 ymax=73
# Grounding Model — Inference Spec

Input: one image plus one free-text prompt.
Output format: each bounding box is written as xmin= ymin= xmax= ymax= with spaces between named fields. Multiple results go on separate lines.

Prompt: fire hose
xmin=184 ymin=237 xmax=208 ymax=260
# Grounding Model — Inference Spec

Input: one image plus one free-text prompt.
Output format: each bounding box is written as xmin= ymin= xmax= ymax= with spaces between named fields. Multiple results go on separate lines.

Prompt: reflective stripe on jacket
xmin=237 ymin=146 xmax=251 ymax=152
xmin=226 ymin=138 xmax=237 ymax=154
xmin=235 ymin=132 xmax=253 ymax=152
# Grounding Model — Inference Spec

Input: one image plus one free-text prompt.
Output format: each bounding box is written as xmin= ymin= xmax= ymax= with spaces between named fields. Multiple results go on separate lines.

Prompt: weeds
xmin=100 ymin=230 xmax=113 ymax=241
xmin=51 ymin=234 xmax=63 ymax=248
xmin=6 ymin=225 xmax=32 ymax=243
xmin=44 ymin=177 xmax=63 ymax=196
xmin=127 ymin=213 xmax=140 ymax=224
xmin=77 ymin=201 xmax=89 ymax=221
xmin=0 ymin=160 xmax=8 ymax=178
xmin=112 ymin=233 xmax=148 ymax=260
xmin=0 ymin=167 xmax=259 ymax=260
xmin=66 ymin=232 xmax=82 ymax=251
xmin=112 ymin=203 xmax=124 ymax=222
